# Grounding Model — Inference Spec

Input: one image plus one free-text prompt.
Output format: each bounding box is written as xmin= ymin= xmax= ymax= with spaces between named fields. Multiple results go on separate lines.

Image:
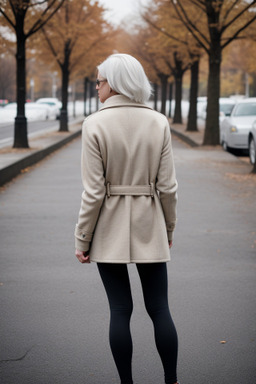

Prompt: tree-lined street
xmin=1 ymin=1 xmax=256 ymax=382
xmin=1 ymin=1 xmax=256 ymax=149
xmin=0 ymin=134 xmax=255 ymax=384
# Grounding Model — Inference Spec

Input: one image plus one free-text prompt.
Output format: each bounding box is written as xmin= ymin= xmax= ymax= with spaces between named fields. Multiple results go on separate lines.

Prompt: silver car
xmin=220 ymin=98 xmax=256 ymax=152
xmin=248 ymin=121 xmax=256 ymax=164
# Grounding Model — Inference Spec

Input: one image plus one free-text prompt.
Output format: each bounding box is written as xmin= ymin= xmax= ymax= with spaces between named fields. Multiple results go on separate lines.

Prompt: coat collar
xmin=99 ymin=95 xmax=152 ymax=111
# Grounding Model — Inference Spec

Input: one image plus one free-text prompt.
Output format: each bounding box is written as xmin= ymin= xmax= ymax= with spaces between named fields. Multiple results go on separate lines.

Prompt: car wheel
xmin=249 ymin=136 xmax=256 ymax=164
xmin=222 ymin=141 xmax=228 ymax=151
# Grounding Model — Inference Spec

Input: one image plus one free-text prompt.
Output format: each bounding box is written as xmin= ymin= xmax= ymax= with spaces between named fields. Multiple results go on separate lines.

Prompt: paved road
xmin=0 ymin=136 xmax=255 ymax=384
xmin=0 ymin=116 xmax=84 ymax=148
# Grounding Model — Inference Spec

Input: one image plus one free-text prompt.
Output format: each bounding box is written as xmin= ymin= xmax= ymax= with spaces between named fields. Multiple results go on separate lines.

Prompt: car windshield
xmin=233 ymin=102 xmax=256 ymax=116
xmin=220 ymin=104 xmax=234 ymax=115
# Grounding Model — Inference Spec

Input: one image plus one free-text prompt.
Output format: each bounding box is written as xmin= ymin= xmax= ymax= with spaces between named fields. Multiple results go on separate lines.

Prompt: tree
xmin=221 ymin=20 xmax=256 ymax=97
xmin=123 ymin=26 xmax=175 ymax=115
xmin=143 ymin=0 xmax=202 ymax=129
xmin=0 ymin=0 xmax=65 ymax=148
xmin=171 ymin=0 xmax=256 ymax=145
xmin=36 ymin=0 xmax=113 ymax=131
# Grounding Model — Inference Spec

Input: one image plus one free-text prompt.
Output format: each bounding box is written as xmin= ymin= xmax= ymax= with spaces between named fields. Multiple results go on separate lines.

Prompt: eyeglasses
xmin=96 ymin=79 xmax=107 ymax=87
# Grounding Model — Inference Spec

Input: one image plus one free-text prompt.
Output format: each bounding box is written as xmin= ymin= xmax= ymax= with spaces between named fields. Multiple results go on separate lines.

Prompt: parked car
xmin=0 ymin=102 xmax=51 ymax=122
xmin=25 ymin=102 xmax=52 ymax=120
xmin=35 ymin=98 xmax=62 ymax=119
xmin=219 ymin=98 xmax=236 ymax=121
xmin=220 ymin=98 xmax=256 ymax=152
xmin=248 ymin=121 xmax=256 ymax=165
xmin=198 ymin=97 xmax=236 ymax=121
xmin=0 ymin=99 xmax=8 ymax=107
xmin=197 ymin=96 xmax=207 ymax=119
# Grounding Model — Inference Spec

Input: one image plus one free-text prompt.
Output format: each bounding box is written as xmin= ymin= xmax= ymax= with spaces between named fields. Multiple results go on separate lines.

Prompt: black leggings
xmin=97 ymin=263 xmax=178 ymax=384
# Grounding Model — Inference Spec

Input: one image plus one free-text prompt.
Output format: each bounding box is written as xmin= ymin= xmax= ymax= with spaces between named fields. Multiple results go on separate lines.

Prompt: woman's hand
xmin=75 ymin=249 xmax=90 ymax=264
xmin=169 ymin=241 xmax=173 ymax=249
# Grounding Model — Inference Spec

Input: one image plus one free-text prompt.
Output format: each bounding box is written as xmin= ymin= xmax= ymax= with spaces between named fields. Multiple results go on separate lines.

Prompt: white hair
xmin=97 ymin=53 xmax=152 ymax=104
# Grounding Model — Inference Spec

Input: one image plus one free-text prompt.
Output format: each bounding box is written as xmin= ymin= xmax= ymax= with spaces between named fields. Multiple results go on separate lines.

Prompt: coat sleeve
xmin=74 ymin=120 xmax=106 ymax=252
xmin=156 ymin=122 xmax=178 ymax=241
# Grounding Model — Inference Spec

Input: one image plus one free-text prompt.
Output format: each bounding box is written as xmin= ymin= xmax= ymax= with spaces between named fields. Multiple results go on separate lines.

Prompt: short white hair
xmin=97 ymin=54 xmax=152 ymax=104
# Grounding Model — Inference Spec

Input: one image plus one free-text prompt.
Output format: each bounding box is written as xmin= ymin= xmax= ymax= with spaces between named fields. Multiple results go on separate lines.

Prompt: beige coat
xmin=75 ymin=95 xmax=178 ymax=263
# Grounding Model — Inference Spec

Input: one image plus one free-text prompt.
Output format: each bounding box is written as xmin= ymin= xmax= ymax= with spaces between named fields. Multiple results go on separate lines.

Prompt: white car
xmin=36 ymin=98 xmax=62 ymax=120
xmin=197 ymin=97 xmax=207 ymax=119
xmin=248 ymin=121 xmax=256 ymax=164
xmin=220 ymin=98 xmax=256 ymax=152
xmin=0 ymin=102 xmax=50 ymax=122
xmin=219 ymin=98 xmax=236 ymax=122
xmin=198 ymin=97 xmax=235 ymax=121
xmin=25 ymin=102 xmax=51 ymax=120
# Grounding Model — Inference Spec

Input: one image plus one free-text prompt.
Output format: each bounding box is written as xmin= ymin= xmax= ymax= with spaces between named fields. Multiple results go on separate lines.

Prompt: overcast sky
xmin=98 ymin=0 xmax=150 ymax=25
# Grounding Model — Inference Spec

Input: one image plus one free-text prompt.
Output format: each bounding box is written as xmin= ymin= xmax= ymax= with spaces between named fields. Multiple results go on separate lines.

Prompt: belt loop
xmin=106 ymin=182 xmax=111 ymax=198
xmin=150 ymin=182 xmax=154 ymax=198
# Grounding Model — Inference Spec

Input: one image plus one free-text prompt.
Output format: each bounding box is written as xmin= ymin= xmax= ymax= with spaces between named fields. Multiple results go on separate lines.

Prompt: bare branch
xmin=221 ymin=0 xmax=256 ymax=34
xmin=41 ymin=27 xmax=62 ymax=67
xmin=221 ymin=0 xmax=240 ymax=26
xmin=29 ymin=1 xmax=50 ymax=7
xmin=8 ymin=0 xmax=18 ymax=16
xmin=0 ymin=7 xmax=15 ymax=29
xmin=171 ymin=0 xmax=210 ymax=53
xmin=222 ymin=14 xmax=256 ymax=49
xmin=143 ymin=14 xmax=188 ymax=45
xmin=188 ymin=0 xmax=205 ymax=12
xmin=27 ymin=0 xmax=65 ymax=38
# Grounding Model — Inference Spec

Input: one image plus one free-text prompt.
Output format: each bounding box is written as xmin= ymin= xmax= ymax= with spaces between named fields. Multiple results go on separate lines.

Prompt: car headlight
xmin=230 ymin=126 xmax=238 ymax=133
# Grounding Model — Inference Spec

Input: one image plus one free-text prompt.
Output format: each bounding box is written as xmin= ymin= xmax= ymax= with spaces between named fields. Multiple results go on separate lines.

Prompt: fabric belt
xmin=106 ymin=182 xmax=155 ymax=198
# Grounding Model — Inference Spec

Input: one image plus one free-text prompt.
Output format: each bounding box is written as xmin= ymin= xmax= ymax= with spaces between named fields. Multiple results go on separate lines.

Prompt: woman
xmin=75 ymin=54 xmax=179 ymax=384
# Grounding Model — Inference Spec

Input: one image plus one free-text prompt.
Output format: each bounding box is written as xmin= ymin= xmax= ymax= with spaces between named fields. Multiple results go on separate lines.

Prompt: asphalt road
xmin=0 ymin=136 xmax=255 ymax=384
xmin=0 ymin=116 xmax=83 ymax=148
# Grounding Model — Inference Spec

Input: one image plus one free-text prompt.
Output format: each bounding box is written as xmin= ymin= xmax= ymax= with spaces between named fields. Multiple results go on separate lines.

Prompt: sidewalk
xmin=0 ymin=116 xmax=252 ymax=187
xmin=1 ymin=123 xmax=255 ymax=384
xmin=170 ymin=120 xmax=204 ymax=147
xmin=0 ymin=118 xmax=84 ymax=187
xmin=0 ymin=116 xmax=202 ymax=187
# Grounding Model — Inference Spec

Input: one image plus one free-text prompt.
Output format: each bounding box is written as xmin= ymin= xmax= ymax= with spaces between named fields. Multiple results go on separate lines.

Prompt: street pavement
xmin=0 ymin=123 xmax=256 ymax=384
xmin=0 ymin=118 xmax=83 ymax=186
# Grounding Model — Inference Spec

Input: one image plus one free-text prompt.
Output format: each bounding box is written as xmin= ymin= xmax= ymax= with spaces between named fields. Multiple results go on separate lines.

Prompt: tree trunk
xmin=203 ymin=49 xmax=221 ymax=145
xmin=173 ymin=74 xmax=183 ymax=123
xmin=187 ymin=59 xmax=199 ymax=132
xmin=172 ymin=52 xmax=183 ymax=124
xmin=59 ymin=45 xmax=70 ymax=132
xmin=13 ymin=21 xmax=28 ymax=148
xmin=159 ymin=74 xmax=168 ymax=115
xmin=168 ymin=82 xmax=173 ymax=118
xmin=250 ymin=73 xmax=256 ymax=97
xmin=84 ymin=77 xmax=88 ymax=116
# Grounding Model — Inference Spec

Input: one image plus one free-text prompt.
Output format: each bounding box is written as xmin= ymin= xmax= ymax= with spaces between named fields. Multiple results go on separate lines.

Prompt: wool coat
xmin=75 ymin=95 xmax=178 ymax=263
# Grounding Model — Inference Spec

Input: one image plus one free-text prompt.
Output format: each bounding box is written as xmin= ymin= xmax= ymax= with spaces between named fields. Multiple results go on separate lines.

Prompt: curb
xmin=0 ymin=127 xmax=82 ymax=187
xmin=170 ymin=126 xmax=199 ymax=147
